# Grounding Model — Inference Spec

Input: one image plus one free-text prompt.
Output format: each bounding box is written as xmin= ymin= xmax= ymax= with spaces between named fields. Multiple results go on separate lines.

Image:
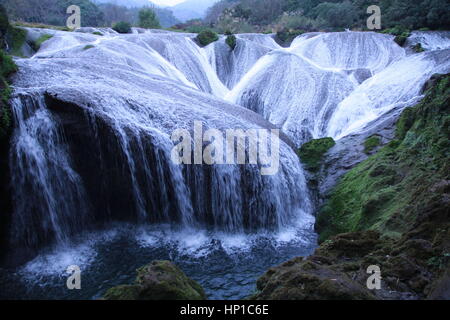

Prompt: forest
xmin=205 ymin=0 xmax=450 ymax=33
xmin=0 ymin=0 xmax=179 ymax=28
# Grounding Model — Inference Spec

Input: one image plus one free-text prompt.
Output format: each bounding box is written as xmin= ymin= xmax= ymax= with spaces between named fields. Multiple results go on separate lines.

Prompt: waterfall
xmin=224 ymin=31 xmax=450 ymax=146
xmin=6 ymin=29 xmax=312 ymax=256
xmin=206 ymin=34 xmax=280 ymax=89
xmin=6 ymin=26 xmax=450 ymax=261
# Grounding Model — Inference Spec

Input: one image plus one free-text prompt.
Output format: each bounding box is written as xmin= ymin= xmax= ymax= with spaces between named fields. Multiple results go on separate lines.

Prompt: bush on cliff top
xmin=196 ymin=30 xmax=219 ymax=47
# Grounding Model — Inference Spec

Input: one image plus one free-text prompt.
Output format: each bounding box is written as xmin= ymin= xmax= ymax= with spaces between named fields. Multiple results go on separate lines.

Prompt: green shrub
xmin=196 ymin=30 xmax=219 ymax=47
xmin=0 ymin=49 xmax=17 ymax=138
xmin=381 ymin=27 xmax=411 ymax=47
xmin=8 ymin=27 xmax=27 ymax=56
xmin=275 ymin=29 xmax=304 ymax=47
xmin=0 ymin=50 xmax=17 ymax=78
xmin=364 ymin=136 xmax=382 ymax=154
xmin=225 ymin=34 xmax=236 ymax=50
xmin=112 ymin=21 xmax=132 ymax=34
xmin=317 ymin=74 xmax=450 ymax=242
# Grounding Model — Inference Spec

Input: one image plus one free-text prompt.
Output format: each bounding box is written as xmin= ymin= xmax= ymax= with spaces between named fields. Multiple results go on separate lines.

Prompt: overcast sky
xmin=151 ymin=0 xmax=185 ymax=6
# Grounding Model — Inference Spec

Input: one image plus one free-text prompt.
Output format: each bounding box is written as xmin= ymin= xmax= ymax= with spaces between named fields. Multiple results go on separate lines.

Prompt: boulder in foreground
xmin=104 ymin=260 xmax=206 ymax=300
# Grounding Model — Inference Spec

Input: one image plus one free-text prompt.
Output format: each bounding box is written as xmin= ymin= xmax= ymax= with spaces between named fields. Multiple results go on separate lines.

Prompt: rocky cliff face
xmin=253 ymin=73 xmax=450 ymax=300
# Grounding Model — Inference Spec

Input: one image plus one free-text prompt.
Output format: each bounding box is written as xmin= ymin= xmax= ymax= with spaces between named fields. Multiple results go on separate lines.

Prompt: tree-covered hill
xmin=1 ymin=0 xmax=180 ymax=28
xmin=205 ymin=0 xmax=450 ymax=33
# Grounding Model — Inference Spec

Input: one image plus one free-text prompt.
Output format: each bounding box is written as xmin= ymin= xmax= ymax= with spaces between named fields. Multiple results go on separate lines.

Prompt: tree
xmin=138 ymin=7 xmax=161 ymax=29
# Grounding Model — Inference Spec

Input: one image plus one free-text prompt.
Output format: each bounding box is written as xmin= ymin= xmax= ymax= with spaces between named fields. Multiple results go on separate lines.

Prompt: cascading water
xmin=226 ymin=31 xmax=450 ymax=146
xmin=1 ymin=27 xmax=449 ymax=300
xmin=206 ymin=34 xmax=280 ymax=89
xmin=0 ymin=28 xmax=315 ymax=299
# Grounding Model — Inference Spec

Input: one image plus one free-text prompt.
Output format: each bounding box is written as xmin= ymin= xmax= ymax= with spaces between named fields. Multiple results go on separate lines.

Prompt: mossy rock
xmin=318 ymin=73 xmax=450 ymax=242
xmin=275 ymin=29 xmax=304 ymax=47
xmin=298 ymin=137 xmax=336 ymax=172
xmin=0 ymin=50 xmax=17 ymax=139
xmin=83 ymin=45 xmax=95 ymax=51
xmin=31 ymin=34 xmax=53 ymax=51
xmin=104 ymin=260 xmax=206 ymax=300
xmin=103 ymin=285 xmax=140 ymax=300
xmin=253 ymin=255 xmax=375 ymax=300
xmin=196 ymin=30 xmax=218 ymax=47
xmin=7 ymin=27 xmax=27 ymax=57
xmin=364 ymin=135 xmax=382 ymax=154
xmin=225 ymin=34 xmax=237 ymax=50
xmin=412 ymin=43 xmax=425 ymax=53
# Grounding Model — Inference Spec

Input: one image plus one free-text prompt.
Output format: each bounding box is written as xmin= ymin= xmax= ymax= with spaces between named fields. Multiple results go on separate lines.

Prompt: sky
xmin=150 ymin=0 xmax=186 ymax=6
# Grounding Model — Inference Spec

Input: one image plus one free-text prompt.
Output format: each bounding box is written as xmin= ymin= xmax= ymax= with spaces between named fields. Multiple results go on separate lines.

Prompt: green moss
xmin=381 ymin=27 xmax=411 ymax=47
xmin=317 ymin=73 xmax=450 ymax=243
xmin=112 ymin=21 xmax=132 ymax=34
xmin=92 ymin=31 xmax=103 ymax=36
xmin=83 ymin=45 xmax=95 ymax=51
xmin=298 ymin=137 xmax=336 ymax=172
xmin=196 ymin=30 xmax=219 ymax=47
xmin=225 ymin=34 xmax=237 ymax=50
xmin=364 ymin=135 xmax=382 ymax=154
xmin=104 ymin=260 xmax=206 ymax=300
xmin=276 ymin=29 xmax=304 ymax=47
xmin=8 ymin=27 xmax=27 ymax=57
xmin=0 ymin=50 xmax=17 ymax=139
xmin=32 ymin=34 xmax=53 ymax=51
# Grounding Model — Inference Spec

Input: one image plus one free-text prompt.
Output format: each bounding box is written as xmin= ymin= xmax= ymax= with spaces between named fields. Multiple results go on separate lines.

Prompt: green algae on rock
xmin=298 ymin=137 xmax=336 ymax=172
xmin=104 ymin=260 xmax=206 ymax=300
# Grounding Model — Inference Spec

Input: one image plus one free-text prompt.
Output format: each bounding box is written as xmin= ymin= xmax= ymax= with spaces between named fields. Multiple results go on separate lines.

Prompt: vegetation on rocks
xmin=318 ymin=73 xmax=450 ymax=242
xmin=0 ymin=5 xmax=17 ymax=139
xmin=254 ymin=74 xmax=450 ymax=300
xmin=104 ymin=260 xmax=206 ymax=300
xmin=112 ymin=21 xmax=132 ymax=34
xmin=363 ymin=135 xmax=382 ymax=154
xmin=31 ymin=34 xmax=53 ymax=51
xmin=225 ymin=34 xmax=236 ymax=50
xmin=196 ymin=29 xmax=219 ymax=47
xmin=275 ymin=29 xmax=304 ymax=47
xmin=298 ymin=137 xmax=336 ymax=172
